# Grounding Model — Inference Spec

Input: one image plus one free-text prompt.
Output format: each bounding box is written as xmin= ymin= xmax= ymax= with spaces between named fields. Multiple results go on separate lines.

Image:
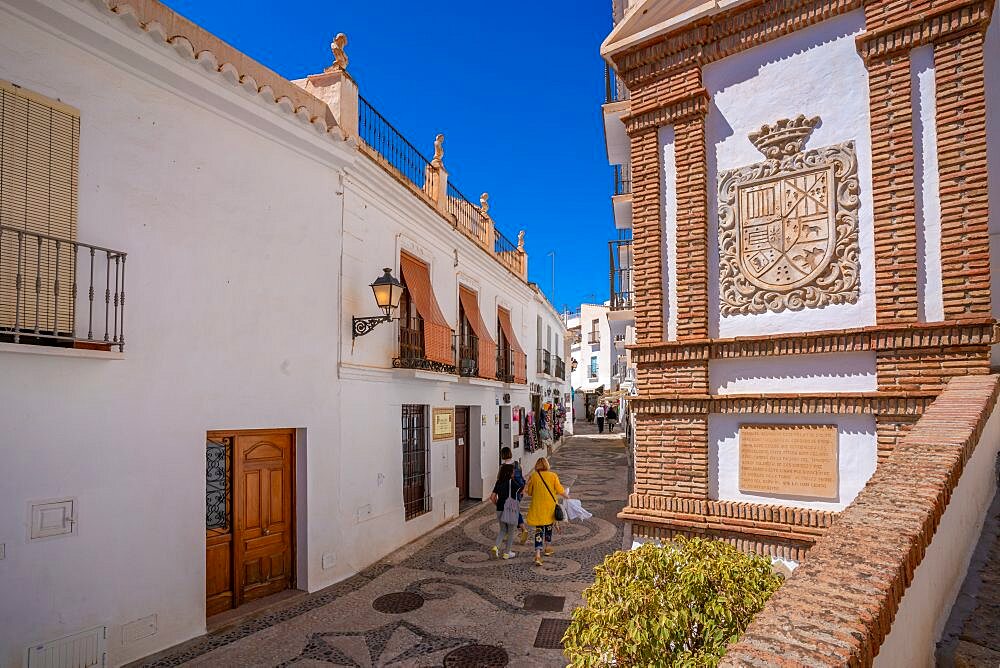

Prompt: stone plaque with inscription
xmin=739 ymin=424 xmax=838 ymax=499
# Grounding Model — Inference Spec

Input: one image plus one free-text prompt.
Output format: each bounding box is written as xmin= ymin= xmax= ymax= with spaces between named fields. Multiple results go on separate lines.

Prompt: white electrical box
xmin=27 ymin=626 xmax=106 ymax=667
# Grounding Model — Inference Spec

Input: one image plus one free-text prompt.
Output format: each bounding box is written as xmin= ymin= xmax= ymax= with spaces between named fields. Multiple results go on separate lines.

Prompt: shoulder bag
xmin=501 ymin=480 xmax=520 ymax=525
xmin=538 ymin=472 xmax=565 ymax=522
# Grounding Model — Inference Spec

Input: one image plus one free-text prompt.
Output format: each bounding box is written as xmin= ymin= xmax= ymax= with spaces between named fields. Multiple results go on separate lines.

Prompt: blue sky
xmin=161 ymin=0 xmax=613 ymax=313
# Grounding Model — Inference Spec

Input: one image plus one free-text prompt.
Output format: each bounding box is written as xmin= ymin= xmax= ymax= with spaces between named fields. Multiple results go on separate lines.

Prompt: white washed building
xmin=0 ymin=0 xmax=569 ymax=665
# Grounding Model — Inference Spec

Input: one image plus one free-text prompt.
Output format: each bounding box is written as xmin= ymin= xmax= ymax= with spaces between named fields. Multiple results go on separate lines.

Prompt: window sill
xmin=0 ymin=342 xmax=124 ymax=360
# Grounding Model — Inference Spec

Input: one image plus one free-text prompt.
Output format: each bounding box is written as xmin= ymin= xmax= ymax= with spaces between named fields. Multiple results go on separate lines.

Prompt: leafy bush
xmin=563 ymin=537 xmax=783 ymax=667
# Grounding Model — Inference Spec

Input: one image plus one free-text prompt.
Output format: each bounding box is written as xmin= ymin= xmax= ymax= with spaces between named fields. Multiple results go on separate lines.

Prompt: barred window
xmin=402 ymin=405 xmax=430 ymax=520
xmin=0 ymin=80 xmax=79 ymax=335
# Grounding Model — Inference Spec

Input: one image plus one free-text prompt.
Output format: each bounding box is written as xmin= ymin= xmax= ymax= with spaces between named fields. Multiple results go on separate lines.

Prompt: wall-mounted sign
xmin=738 ymin=424 xmax=838 ymax=499
xmin=432 ymin=407 xmax=455 ymax=440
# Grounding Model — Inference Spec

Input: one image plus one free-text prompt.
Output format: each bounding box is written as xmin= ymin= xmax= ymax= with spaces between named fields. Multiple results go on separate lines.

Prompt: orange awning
xmin=459 ymin=287 xmax=497 ymax=379
xmin=497 ymin=307 xmax=524 ymax=354
xmin=400 ymin=253 xmax=453 ymax=366
xmin=497 ymin=307 xmax=527 ymax=384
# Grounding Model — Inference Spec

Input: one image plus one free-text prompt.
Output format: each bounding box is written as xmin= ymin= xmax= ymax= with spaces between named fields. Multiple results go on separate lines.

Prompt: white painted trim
xmin=0 ymin=342 xmax=124 ymax=360
xmin=660 ymin=126 xmax=679 ymax=341
xmin=911 ymin=45 xmax=944 ymax=323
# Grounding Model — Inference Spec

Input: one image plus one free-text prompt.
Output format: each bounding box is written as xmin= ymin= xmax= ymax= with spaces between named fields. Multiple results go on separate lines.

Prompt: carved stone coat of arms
xmin=718 ymin=115 xmax=860 ymax=315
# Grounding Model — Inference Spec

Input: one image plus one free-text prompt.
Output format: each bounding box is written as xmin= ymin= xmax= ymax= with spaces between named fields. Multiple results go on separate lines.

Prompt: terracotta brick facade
xmin=722 ymin=374 xmax=1000 ymax=666
xmin=608 ymin=0 xmax=996 ymax=562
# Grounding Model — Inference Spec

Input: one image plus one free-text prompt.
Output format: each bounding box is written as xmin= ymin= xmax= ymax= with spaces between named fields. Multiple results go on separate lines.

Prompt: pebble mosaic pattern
xmin=133 ymin=426 xmax=626 ymax=667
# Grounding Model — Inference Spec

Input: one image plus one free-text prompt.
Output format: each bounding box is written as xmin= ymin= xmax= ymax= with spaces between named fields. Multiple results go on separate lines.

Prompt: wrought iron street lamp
xmin=352 ymin=268 xmax=403 ymax=338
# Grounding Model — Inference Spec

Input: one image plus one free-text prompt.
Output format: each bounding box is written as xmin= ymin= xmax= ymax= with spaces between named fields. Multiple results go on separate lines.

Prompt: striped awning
xmin=400 ymin=253 xmax=453 ymax=366
xmin=459 ymin=286 xmax=497 ymax=379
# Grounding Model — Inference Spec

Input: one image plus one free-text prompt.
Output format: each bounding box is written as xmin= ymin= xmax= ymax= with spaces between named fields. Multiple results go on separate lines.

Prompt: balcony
xmin=457 ymin=333 xmax=478 ymax=377
xmin=555 ymin=356 xmax=566 ymax=380
xmin=536 ymin=348 xmax=552 ymax=376
xmin=0 ymin=225 xmax=127 ymax=352
xmin=587 ymin=331 xmax=600 ymax=345
xmin=394 ymin=322 xmax=457 ymax=373
xmin=613 ymin=164 xmax=631 ymax=196
xmin=496 ymin=348 xmax=515 ymax=383
xmin=609 ymin=239 xmax=634 ymax=316
xmin=604 ymin=64 xmax=630 ymax=104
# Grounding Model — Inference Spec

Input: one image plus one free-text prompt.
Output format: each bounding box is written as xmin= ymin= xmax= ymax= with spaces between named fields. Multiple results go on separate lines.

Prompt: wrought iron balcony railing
xmin=555 ymin=356 xmax=565 ymax=380
xmin=0 ymin=224 xmax=127 ymax=352
xmin=457 ymin=333 xmax=478 ymax=377
xmin=587 ymin=331 xmax=600 ymax=345
xmin=394 ymin=323 xmax=456 ymax=373
xmin=536 ymin=348 xmax=552 ymax=375
xmin=613 ymin=164 xmax=632 ymax=196
xmin=604 ymin=64 xmax=630 ymax=104
xmin=496 ymin=348 xmax=515 ymax=383
xmin=609 ymin=238 xmax=634 ymax=311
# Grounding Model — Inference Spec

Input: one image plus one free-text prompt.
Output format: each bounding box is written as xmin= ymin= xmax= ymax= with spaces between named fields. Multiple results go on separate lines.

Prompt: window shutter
xmin=0 ymin=80 xmax=79 ymax=334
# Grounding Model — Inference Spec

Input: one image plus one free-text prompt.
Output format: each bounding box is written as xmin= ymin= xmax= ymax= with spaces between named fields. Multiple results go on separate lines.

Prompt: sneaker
xmin=543 ymin=547 xmax=554 ymax=557
xmin=534 ymin=555 xmax=544 ymax=566
xmin=490 ymin=546 xmax=499 ymax=559
xmin=518 ymin=529 xmax=528 ymax=545
xmin=502 ymin=551 xmax=516 ymax=560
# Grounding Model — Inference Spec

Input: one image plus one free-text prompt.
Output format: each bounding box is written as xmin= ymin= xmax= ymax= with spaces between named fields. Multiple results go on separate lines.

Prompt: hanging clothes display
xmin=525 ymin=412 xmax=539 ymax=453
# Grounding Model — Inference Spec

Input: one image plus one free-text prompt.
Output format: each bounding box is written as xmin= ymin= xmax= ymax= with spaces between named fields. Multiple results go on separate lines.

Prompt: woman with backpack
xmin=489 ymin=463 xmax=523 ymax=560
xmin=499 ymin=447 xmax=528 ymax=543
xmin=523 ymin=457 xmax=568 ymax=566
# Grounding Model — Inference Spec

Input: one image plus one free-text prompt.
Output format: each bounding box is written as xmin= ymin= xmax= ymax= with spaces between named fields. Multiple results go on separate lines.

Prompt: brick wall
xmin=633 ymin=415 xmax=708 ymax=498
xmin=721 ymin=374 xmax=1000 ymax=667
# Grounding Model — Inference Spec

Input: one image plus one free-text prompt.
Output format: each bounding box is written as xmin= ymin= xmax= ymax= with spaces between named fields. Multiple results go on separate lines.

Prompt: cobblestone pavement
xmin=136 ymin=424 xmax=626 ymax=667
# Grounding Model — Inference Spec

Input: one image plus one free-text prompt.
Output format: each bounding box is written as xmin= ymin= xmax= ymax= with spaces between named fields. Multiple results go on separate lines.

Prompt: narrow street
xmin=137 ymin=425 xmax=627 ymax=667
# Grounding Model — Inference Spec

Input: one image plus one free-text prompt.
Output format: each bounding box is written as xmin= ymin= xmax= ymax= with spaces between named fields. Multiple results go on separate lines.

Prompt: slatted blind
xmin=0 ymin=79 xmax=79 ymax=334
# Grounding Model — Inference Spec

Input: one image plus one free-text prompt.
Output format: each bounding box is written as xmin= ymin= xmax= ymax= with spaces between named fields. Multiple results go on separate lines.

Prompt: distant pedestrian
xmin=606 ymin=405 xmax=618 ymax=432
xmin=489 ymin=463 xmax=523 ymax=560
xmin=500 ymin=446 xmax=528 ymax=544
xmin=595 ymin=403 xmax=606 ymax=434
xmin=523 ymin=457 xmax=568 ymax=566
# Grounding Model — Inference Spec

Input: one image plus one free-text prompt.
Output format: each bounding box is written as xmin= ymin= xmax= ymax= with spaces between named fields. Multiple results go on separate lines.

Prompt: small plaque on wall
xmin=739 ymin=424 xmax=838 ymax=499
xmin=432 ymin=407 xmax=455 ymax=440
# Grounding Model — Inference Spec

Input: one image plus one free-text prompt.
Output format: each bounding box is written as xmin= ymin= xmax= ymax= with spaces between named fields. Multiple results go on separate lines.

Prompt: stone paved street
xmin=136 ymin=425 xmax=626 ymax=667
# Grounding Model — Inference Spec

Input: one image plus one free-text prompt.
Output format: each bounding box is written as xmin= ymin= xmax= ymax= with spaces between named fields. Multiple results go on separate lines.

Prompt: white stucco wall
xmin=911 ymin=45 xmax=944 ymax=323
xmin=709 ymin=352 xmax=877 ymax=395
xmin=0 ymin=2 xmax=350 ymax=664
xmin=875 ymin=402 xmax=1000 ymax=667
xmin=708 ymin=413 xmax=877 ymax=511
xmin=659 ymin=126 xmax=678 ymax=341
xmin=699 ymin=10 xmax=876 ymax=338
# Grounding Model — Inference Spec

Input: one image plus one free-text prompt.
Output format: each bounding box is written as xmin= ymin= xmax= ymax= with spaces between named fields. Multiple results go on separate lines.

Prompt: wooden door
xmin=206 ymin=429 xmax=295 ymax=617
xmin=235 ymin=431 xmax=294 ymax=604
xmin=455 ymin=407 xmax=469 ymax=500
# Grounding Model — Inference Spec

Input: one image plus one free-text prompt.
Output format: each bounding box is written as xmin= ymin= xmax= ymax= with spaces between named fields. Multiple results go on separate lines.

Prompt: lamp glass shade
xmin=370 ymin=268 xmax=403 ymax=316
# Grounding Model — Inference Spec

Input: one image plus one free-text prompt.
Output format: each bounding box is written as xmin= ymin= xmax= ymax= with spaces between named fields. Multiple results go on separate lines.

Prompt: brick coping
xmin=721 ymin=374 xmax=1000 ymax=666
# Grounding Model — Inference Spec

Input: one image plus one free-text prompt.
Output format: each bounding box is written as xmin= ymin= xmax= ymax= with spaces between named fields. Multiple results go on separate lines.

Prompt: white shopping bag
xmin=563 ymin=498 xmax=592 ymax=521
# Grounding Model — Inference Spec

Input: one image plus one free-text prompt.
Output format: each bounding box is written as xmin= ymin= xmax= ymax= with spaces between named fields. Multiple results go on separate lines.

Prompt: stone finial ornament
xmin=327 ymin=33 xmax=348 ymax=72
xmin=480 ymin=192 xmax=489 ymax=215
xmin=517 ymin=230 xmax=525 ymax=251
xmin=431 ymin=134 xmax=445 ymax=168
xmin=748 ymin=115 xmax=821 ymax=159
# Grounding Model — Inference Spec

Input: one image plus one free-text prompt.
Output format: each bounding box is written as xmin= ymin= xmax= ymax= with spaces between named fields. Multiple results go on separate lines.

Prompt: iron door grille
xmin=402 ymin=405 xmax=431 ymax=520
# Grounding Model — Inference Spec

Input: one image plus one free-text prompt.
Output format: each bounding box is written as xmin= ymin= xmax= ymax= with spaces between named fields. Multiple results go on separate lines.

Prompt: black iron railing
xmin=588 ymin=331 xmax=600 ymax=345
xmin=494 ymin=227 xmax=522 ymax=276
xmin=555 ymin=356 xmax=565 ymax=380
xmin=609 ymin=239 xmax=634 ymax=311
xmin=613 ymin=164 xmax=632 ymax=196
xmin=496 ymin=347 xmax=514 ymax=383
xmin=358 ymin=94 xmax=434 ymax=192
xmin=0 ymin=224 xmax=127 ymax=352
xmin=446 ymin=182 xmax=487 ymax=245
xmin=605 ymin=64 xmax=629 ymax=104
xmin=457 ymin=333 xmax=478 ymax=377
xmin=394 ymin=323 xmax=457 ymax=373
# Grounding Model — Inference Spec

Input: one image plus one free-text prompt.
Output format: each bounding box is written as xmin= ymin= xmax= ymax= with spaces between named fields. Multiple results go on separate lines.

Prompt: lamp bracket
xmin=352 ymin=314 xmax=392 ymax=339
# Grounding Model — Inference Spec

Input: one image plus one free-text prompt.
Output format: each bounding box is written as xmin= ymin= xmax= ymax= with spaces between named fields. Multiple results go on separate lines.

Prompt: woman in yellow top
xmin=523 ymin=457 xmax=569 ymax=566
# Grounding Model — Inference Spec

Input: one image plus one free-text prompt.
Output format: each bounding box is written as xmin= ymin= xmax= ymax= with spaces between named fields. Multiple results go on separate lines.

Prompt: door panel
xmin=235 ymin=431 xmax=293 ymax=604
xmin=455 ymin=408 xmax=470 ymax=500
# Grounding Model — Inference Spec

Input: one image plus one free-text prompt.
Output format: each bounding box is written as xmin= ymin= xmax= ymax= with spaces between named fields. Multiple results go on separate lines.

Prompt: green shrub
xmin=563 ymin=537 xmax=783 ymax=667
